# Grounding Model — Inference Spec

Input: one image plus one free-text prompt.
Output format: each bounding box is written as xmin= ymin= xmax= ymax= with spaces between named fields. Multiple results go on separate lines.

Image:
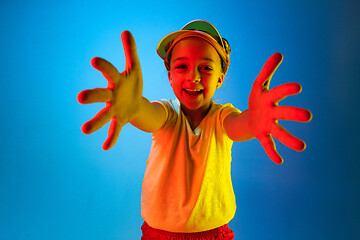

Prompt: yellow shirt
xmin=141 ymin=99 xmax=240 ymax=233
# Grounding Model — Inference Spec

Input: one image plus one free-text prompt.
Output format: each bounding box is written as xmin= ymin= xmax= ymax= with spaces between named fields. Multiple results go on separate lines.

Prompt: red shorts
xmin=141 ymin=222 xmax=234 ymax=240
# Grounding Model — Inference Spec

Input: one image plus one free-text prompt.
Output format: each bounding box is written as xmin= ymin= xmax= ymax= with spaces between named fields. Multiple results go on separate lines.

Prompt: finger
xmin=273 ymin=106 xmax=313 ymax=122
xmin=253 ymin=53 xmax=283 ymax=91
xmin=77 ymin=88 xmax=112 ymax=104
xmin=258 ymin=134 xmax=284 ymax=164
xmin=102 ymin=117 xmax=124 ymax=150
xmin=91 ymin=57 xmax=120 ymax=84
xmin=81 ymin=105 xmax=113 ymax=134
xmin=121 ymin=31 xmax=141 ymax=72
xmin=268 ymin=83 xmax=302 ymax=103
xmin=271 ymin=123 xmax=306 ymax=151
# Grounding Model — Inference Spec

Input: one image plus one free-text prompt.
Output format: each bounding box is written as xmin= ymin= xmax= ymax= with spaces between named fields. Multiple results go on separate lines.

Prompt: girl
xmin=77 ymin=20 xmax=312 ymax=239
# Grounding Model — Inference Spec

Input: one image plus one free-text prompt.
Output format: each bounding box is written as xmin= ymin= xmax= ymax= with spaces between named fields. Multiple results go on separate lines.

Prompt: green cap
xmin=157 ymin=20 xmax=230 ymax=73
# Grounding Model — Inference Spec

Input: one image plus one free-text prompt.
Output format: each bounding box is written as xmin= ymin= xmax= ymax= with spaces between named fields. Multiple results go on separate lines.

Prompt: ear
xmin=168 ymin=71 xmax=173 ymax=86
xmin=216 ymin=73 xmax=225 ymax=89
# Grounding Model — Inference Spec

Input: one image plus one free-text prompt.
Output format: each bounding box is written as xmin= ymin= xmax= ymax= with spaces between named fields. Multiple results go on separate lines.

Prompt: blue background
xmin=1 ymin=0 xmax=359 ymax=239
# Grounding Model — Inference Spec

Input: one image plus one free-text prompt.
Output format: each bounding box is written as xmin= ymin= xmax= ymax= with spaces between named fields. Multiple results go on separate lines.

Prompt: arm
xmin=224 ymin=110 xmax=255 ymax=142
xmin=77 ymin=31 xmax=166 ymax=150
xmin=129 ymin=97 xmax=166 ymax=133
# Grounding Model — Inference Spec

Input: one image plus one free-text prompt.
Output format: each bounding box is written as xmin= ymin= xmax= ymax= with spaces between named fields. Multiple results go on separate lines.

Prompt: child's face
xmin=168 ymin=37 xmax=224 ymax=112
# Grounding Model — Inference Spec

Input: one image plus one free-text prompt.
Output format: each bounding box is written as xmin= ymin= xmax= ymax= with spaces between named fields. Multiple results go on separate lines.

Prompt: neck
xmin=181 ymin=102 xmax=212 ymax=130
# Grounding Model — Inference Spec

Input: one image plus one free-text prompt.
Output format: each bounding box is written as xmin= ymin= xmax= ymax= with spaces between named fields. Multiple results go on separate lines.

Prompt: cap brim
xmin=156 ymin=30 xmax=190 ymax=59
xmin=156 ymin=30 xmax=229 ymax=71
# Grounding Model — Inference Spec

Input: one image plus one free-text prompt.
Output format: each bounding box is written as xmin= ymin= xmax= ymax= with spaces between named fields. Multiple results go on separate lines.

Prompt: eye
xmin=174 ymin=64 xmax=187 ymax=70
xmin=200 ymin=65 xmax=213 ymax=72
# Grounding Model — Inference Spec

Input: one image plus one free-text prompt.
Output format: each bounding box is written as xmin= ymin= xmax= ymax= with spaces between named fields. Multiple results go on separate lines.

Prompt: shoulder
xmin=151 ymin=99 xmax=181 ymax=127
xmin=152 ymin=99 xmax=180 ymax=115
xmin=210 ymin=101 xmax=241 ymax=120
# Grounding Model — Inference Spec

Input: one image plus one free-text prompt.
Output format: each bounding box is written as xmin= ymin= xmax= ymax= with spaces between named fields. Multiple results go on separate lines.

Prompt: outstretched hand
xmin=77 ymin=31 xmax=143 ymax=150
xmin=248 ymin=53 xmax=312 ymax=164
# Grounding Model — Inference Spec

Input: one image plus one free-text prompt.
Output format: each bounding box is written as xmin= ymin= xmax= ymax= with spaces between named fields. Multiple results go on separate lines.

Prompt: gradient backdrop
xmin=1 ymin=0 xmax=359 ymax=239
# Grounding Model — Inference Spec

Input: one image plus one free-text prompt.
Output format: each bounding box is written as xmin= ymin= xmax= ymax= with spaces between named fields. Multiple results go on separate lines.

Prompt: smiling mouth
xmin=184 ymin=89 xmax=204 ymax=96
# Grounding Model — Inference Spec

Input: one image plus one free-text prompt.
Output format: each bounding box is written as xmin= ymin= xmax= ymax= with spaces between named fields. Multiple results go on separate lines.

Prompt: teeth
xmin=186 ymin=89 xmax=201 ymax=92
xmin=185 ymin=89 xmax=203 ymax=95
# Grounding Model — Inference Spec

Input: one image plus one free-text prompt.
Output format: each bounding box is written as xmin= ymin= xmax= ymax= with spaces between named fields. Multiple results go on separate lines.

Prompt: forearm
xmin=223 ymin=109 xmax=255 ymax=142
xmin=130 ymin=97 xmax=166 ymax=133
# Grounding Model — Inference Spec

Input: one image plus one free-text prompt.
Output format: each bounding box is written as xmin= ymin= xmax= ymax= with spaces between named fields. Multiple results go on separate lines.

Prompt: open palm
xmin=248 ymin=53 xmax=312 ymax=164
xmin=77 ymin=31 xmax=142 ymax=150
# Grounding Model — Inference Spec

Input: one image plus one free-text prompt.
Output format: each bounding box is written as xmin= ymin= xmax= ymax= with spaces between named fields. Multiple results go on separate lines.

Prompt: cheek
xmin=170 ymin=79 xmax=183 ymax=94
xmin=169 ymin=73 xmax=182 ymax=87
xmin=204 ymin=78 xmax=218 ymax=97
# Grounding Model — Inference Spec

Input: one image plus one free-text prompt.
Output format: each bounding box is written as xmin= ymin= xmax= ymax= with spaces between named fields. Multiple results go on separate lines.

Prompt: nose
xmin=188 ymin=68 xmax=201 ymax=83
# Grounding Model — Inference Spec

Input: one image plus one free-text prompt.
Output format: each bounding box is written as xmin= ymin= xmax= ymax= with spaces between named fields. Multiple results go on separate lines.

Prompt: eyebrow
xmin=172 ymin=57 xmax=215 ymax=63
